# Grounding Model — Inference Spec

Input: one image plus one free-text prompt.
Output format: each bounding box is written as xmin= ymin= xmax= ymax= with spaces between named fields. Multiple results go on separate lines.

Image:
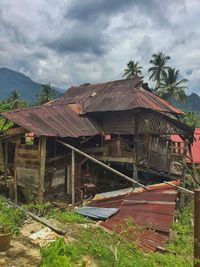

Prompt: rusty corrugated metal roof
xmin=1 ymin=104 xmax=99 ymax=137
xmin=88 ymin=181 xmax=179 ymax=252
xmin=57 ymin=79 xmax=183 ymax=115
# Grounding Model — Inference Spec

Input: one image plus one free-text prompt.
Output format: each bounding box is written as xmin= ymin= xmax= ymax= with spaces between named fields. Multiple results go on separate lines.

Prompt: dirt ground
xmin=0 ymin=220 xmax=51 ymax=267
xmin=0 ymin=218 xmax=98 ymax=267
xmin=0 ymin=237 xmax=41 ymax=267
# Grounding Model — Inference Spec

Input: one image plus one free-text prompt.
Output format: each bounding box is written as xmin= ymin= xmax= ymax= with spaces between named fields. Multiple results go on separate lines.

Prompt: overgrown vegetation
xmin=51 ymin=210 xmax=91 ymax=224
xmin=40 ymin=204 xmax=193 ymax=267
xmin=0 ymin=197 xmax=26 ymax=236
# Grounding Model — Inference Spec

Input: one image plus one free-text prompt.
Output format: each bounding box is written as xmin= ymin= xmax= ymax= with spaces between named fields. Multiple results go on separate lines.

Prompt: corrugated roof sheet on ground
xmin=88 ymin=181 xmax=179 ymax=252
xmin=75 ymin=207 xmax=119 ymax=219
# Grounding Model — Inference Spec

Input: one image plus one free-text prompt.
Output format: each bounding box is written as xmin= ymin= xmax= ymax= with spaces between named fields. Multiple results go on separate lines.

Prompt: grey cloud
xmin=45 ymin=22 xmax=107 ymax=55
xmin=0 ymin=0 xmax=199 ymax=94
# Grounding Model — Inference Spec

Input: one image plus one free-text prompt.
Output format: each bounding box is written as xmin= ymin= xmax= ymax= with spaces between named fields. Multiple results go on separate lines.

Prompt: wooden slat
xmin=39 ymin=137 xmax=46 ymax=203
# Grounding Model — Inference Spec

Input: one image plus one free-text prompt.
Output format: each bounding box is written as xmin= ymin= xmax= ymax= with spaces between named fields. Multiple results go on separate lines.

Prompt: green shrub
xmin=0 ymin=197 xmax=26 ymax=236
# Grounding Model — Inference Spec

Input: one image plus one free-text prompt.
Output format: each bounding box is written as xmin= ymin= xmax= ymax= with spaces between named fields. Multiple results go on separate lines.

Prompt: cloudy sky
xmin=0 ymin=0 xmax=200 ymax=93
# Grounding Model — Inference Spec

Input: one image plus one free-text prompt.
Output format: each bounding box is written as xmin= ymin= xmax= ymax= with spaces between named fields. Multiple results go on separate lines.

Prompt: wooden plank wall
xmin=98 ymin=111 xmax=135 ymax=134
xmin=0 ymin=142 xmax=4 ymax=172
xmin=44 ymin=154 xmax=82 ymax=201
xmin=15 ymin=144 xmax=40 ymax=192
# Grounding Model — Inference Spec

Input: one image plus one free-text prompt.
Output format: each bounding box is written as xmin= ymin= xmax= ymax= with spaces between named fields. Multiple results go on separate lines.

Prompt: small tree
xmin=37 ymin=83 xmax=55 ymax=105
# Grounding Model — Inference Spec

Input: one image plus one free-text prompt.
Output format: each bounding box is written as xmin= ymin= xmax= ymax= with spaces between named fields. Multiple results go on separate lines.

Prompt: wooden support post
xmin=194 ymin=189 xmax=200 ymax=267
xmin=71 ymin=150 xmax=75 ymax=208
xmin=14 ymin=143 xmax=18 ymax=203
xmin=56 ymin=139 xmax=149 ymax=191
xmin=39 ymin=137 xmax=46 ymax=203
xmin=4 ymin=140 xmax=8 ymax=180
xmin=133 ymin=113 xmax=139 ymax=181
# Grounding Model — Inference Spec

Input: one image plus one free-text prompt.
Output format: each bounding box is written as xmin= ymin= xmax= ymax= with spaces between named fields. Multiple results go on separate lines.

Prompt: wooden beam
xmin=56 ymin=139 xmax=149 ymax=191
xmin=194 ymin=189 xmax=200 ymax=267
xmin=39 ymin=137 xmax=46 ymax=203
xmin=95 ymin=155 xmax=135 ymax=163
xmin=4 ymin=140 xmax=8 ymax=180
xmin=164 ymin=181 xmax=194 ymax=195
xmin=82 ymin=146 xmax=107 ymax=154
xmin=71 ymin=150 xmax=75 ymax=207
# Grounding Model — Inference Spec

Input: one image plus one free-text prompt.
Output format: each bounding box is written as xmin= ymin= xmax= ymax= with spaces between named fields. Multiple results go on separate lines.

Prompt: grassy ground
xmin=40 ymin=203 xmax=194 ymax=267
xmin=0 ymin=197 xmax=194 ymax=266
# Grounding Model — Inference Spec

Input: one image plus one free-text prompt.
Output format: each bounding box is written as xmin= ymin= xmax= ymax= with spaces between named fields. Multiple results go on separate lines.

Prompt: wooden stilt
xmin=194 ymin=189 xmax=200 ymax=267
xmin=39 ymin=137 xmax=46 ymax=203
xmin=71 ymin=150 xmax=75 ymax=208
xmin=4 ymin=140 xmax=8 ymax=180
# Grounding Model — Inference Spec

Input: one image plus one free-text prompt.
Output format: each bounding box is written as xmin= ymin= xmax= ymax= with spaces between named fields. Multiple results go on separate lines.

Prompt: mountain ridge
xmin=0 ymin=67 xmax=62 ymax=103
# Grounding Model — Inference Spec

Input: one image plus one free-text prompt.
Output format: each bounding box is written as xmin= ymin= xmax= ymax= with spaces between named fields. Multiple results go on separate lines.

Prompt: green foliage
xmin=37 ymin=83 xmax=55 ymax=104
xmin=40 ymin=238 xmax=77 ymax=267
xmin=148 ymin=51 xmax=171 ymax=89
xmin=23 ymin=202 xmax=51 ymax=217
xmin=0 ymin=197 xmax=26 ymax=236
xmin=156 ymin=68 xmax=188 ymax=102
xmin=40 ymin=210 xmax=193 ymax=267
xmin=166 ymin=202 xmax=193 ymax=259
xmin=181 ymin=111 xmax=200 ymax=127
xmin=52 ymin=210 xmax=91 ymax=224
xmin=123 ymin=60 xmax=142 ymax=79
xmin=7 ymin=90 xmax=28 ymax=110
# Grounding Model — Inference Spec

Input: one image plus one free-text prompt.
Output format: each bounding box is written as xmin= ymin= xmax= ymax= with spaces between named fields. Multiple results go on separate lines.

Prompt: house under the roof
xmin=0 ymin=78 xmax=194 ymax=203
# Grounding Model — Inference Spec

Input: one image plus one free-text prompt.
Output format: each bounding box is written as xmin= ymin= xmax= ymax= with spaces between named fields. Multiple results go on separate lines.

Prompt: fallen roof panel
xmin=88 ymin=181 xmax=179 ymax=252
xmin=75 ymin=207 xmax=119 ymax=219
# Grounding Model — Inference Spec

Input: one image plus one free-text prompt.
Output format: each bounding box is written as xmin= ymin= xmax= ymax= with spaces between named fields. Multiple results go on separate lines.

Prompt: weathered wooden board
xmin=15 ymin=144 xmax=40 ymax=188
xmin=0 ymin=142 xmax=4 ymax=172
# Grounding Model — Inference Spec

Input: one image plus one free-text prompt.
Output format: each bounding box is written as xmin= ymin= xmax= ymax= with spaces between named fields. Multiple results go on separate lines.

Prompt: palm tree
xmin=156 ymin=68 xmax=188 ymax=102
xmin=123 ymin=60 xmax=142 ymax=79
xmin=7 ymin=90 xmax=27 ymax=110
xmin=38 ymin=83 xmax=55 ymax=104
xmin=148 ymin=52 xmax=171 ymax=89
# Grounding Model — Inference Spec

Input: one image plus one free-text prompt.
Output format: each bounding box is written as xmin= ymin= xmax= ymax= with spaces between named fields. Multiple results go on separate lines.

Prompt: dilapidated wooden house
xmin=0 ymin=78 xmax=194 ymax=203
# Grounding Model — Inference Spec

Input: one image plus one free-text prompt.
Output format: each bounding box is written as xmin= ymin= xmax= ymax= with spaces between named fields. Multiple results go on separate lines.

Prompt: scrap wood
xmin=0 ymin=195 xmax=66 ymax=235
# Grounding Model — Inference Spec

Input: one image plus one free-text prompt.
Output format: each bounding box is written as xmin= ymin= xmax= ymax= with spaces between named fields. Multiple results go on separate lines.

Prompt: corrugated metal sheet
xmin=1 ymin=104 xmax=99 ymax=137
xmin=75 ymin=207 xmax=119 ymax=219
xmin=171 ymin=128 xmax=200 ymax=164
xmin=88 ymin=181 xmax=179 ymax=252
xmin=58 ymin=79 xmax=183 ymax=115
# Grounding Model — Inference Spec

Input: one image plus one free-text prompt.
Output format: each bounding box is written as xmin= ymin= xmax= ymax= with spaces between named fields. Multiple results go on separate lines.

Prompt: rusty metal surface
xmin=59 ymin=79 xmax=183 ymax=115
xmin=89 ymin=182 xmax=178 ymax=252
xmin=1 ymin=104 xmax=99 ymax=137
